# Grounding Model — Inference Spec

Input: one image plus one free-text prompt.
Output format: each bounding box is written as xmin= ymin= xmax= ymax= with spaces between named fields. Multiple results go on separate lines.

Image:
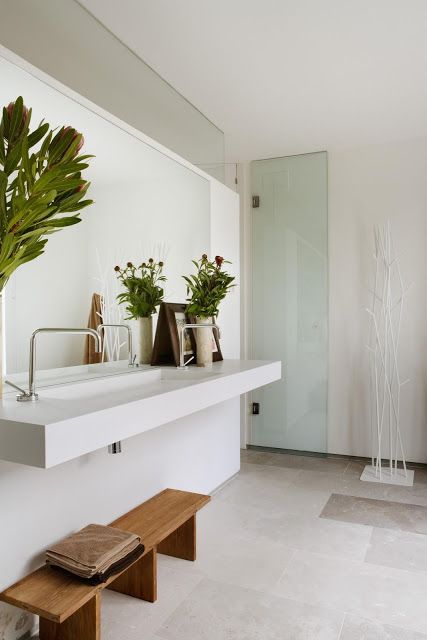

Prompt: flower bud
xmin=159 ymin=261 xmax=164 ymax=267
xmin=61 ymin=126 xmax=84 ymax=155
xmin=127 ymin=261 xmax=133 ymax=268
xmin=114 ymin=265 xmax=121 ymax=272
xmin=4 ymin=100 xmax=30 ymax=140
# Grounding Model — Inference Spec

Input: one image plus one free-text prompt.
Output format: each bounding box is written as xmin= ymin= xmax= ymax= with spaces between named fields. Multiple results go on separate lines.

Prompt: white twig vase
xmin=139 ymin=316 xmax=153 ymax=365
xmin=196 ymin=316 xmax=213 ymax=368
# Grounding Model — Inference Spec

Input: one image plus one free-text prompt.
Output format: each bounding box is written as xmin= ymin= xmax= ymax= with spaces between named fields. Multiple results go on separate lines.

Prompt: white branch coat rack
xmin=361 ymin=221 xmax=414 ymax=486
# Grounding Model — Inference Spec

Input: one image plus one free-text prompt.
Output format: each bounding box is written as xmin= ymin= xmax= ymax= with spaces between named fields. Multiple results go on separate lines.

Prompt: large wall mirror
xmin=0 ymin=55 xmax=210 ymax=384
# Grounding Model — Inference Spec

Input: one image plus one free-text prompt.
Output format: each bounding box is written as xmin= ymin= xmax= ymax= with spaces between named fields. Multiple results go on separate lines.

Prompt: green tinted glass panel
xmin=251 ymin=152 xmax=328 ymax=452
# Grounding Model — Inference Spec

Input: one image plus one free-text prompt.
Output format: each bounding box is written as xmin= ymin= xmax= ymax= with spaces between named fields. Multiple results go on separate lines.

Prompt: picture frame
xmin=151 ymin=302 xmax=196 ymax=367
xmin=151 ymin=302 xmax=223 ymax=366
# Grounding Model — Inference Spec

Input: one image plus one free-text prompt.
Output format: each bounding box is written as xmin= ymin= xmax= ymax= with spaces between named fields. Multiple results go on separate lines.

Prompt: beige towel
xmin=84 ymin=293 xmax=104 ymax=365
xmin=46 ymin=524 xmax=141 ymax=579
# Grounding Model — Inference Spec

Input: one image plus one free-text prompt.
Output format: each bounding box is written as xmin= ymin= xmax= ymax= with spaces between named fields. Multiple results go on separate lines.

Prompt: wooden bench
xmin=0 ymin=488 xmax=210 ymax=639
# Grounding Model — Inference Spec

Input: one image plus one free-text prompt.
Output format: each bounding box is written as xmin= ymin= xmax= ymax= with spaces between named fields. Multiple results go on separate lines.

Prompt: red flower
xmin=215 ymin=255 xmax=224 ymax=267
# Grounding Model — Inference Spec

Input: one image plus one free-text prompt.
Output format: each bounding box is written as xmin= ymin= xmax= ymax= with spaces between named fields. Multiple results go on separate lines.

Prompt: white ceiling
xmin=79 ymin=0 xmax=427 ymax=162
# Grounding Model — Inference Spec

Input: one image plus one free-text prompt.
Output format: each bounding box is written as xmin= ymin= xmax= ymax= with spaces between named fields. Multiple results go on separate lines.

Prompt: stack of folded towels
xmin=46 ymin=524 xmax=145 ymax=585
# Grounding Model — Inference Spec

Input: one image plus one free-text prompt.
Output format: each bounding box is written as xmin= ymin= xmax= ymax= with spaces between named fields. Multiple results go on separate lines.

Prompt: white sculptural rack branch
xmin=362 ymin=221 xmax=413 ymax=486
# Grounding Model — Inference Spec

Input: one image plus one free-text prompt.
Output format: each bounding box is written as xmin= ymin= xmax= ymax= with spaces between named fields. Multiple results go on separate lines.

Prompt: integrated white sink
xmin=0 ymin=359 xmax=281 ymax=469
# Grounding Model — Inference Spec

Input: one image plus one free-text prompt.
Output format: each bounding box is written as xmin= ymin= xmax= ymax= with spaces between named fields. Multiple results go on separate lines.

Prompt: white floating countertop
xmin=0 ymin=359 xmax=281 ymax=468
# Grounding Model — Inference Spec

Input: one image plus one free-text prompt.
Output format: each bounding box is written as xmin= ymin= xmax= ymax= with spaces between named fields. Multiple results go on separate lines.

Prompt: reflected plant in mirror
xmin=183 ymin=255 xmax=235 ymax=367
xmin=0 ymin=96 xmax=94 ymax=393
xmin=115 ymin=259 xmax=166 ymax=364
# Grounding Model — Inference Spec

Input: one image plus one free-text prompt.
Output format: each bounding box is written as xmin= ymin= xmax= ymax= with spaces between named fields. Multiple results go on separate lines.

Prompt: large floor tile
xmin=320 ymin=493 xmax=427 ymax=533
xmin=254 ymin=507 xmax=372 ymax=561
xmin=240 ymin=449 xmax=277 ymax=465
xmin=339 ymin=613 xmax=427 ymax=639
xmin=217 ymin=462 xmax=331 ymax=516
xmin=216 ymin=462 xmax=302 ymax=511
xmin=275 ymin=550 xmax=427 ymax=634
xmin=237 ymin=462 xmax=332 ymax=515
xmin=297 ymin=467 xmax=427 ymax=507
xmin=365 ymin=528 xmax=427 ymax=573
xmin=101 ymin=555 xmax=203 ymax=639
xmin=201 ymin=489 xmax=371 ymax=561
xmin=157 ymin=578 xmax=344 ymax=640
xmin=197 ymin=530 xmax=295 ymax=592
xmin=266 ymin=452 xmax=350 ymax=474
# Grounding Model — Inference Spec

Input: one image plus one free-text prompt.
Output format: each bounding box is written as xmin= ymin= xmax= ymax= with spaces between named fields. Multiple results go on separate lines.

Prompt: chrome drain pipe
xmin=108 ymin=442 xmax=122 ymax=454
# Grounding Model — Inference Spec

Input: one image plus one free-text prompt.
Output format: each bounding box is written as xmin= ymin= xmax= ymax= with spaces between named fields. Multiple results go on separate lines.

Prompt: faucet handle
xmin=4 ymin=380 xmax=38 ymax=402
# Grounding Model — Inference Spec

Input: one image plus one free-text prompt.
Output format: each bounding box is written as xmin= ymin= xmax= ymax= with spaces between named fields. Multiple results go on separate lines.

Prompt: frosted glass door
xmin=251 ymin=152 xmax=328 ymax=452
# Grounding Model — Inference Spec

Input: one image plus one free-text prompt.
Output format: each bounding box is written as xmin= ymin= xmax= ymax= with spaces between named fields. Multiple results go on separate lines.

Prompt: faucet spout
xmin=97 ymin=324 xmax=134 ymax=367
xmin=177 ymin=323 xmax=220 ymax=369
xmin=16 ymin=328 xmax=102 ymax=402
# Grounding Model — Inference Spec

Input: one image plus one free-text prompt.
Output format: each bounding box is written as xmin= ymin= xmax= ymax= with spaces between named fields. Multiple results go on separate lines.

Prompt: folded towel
xmin=84 ymin=293 xmax=104 ymax=365
xmin=46 ymin=524 xmax=143 ymax=581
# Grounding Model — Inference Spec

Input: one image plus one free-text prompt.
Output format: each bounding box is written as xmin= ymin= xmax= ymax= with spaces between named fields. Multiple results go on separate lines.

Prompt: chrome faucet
xmin=6 ymin=328 xmax=102 ymax=402
xmin=97 ymin=324 xmax=135 ymax=367
xmin=177 ymin=323 xmax=221 ymax=369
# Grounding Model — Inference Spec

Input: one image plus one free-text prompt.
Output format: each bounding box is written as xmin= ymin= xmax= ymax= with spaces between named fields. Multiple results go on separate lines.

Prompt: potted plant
xmin=0 ymin=96 xmax=93 ymax=394
xmin=115 ymin=259 xmax=166 ymax=364
xmin=183 ymin=254 xmax=235 ymax=367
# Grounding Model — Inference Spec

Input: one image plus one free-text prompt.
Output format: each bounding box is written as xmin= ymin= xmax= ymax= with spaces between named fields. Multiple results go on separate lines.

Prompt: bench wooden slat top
xmin=0 ymin=489 xmax=210 ymax=623
xmin=110 ymin=488 xmax=209 ymax=548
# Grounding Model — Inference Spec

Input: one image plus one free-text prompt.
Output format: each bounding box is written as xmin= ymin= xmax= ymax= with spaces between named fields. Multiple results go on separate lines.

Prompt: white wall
xmin=328 ymin=138 xmax=427 ymax=462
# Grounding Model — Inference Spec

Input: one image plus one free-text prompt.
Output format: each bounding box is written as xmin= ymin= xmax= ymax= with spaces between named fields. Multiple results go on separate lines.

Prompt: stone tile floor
xmin=41 ymin=450 xmax=427 ymax=639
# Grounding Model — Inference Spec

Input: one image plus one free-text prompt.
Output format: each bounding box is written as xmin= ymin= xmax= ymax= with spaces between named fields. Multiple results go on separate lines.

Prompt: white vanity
xmin=0 ymin=360 xmax=280 ymax=468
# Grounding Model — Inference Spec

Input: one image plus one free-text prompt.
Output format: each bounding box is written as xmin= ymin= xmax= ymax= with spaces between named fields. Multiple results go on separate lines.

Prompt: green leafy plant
xmin=0 ymin=96 xmax=94 ymax=291
xmin=183 ymin=254 xmax=235 ymax=319
xmin=115 ymin=259 xmax=166 ymax=319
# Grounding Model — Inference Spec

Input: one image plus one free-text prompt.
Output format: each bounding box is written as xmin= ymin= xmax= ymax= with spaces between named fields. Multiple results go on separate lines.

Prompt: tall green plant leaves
xmin=0 ymin=96 xmax=94 ymax=290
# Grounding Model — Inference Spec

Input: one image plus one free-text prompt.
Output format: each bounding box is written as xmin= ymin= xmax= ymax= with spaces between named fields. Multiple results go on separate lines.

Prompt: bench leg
xmin=107 ymin=547 xmax=157 ymax=603
xmin=158 ymin=514 xmax=196 ymax=561
xmin=39 ymin=593 xmax=100 ymax=640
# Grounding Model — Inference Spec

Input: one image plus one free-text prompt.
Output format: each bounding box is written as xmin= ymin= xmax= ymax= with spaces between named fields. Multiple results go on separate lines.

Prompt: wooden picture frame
xmin=151 ymin=302 xmax=223 ymax=366
xmin=151 ymin=303 xmax=196 ymax=367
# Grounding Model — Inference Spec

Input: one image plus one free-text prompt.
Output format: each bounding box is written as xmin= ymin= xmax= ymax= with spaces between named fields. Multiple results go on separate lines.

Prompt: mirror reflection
xmin=0 ymin=56 xmax=210 ymax=384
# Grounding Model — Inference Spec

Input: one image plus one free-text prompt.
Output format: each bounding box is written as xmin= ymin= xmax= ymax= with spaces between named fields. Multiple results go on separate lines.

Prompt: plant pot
xmin=138 ymin=316 xmax=153 ymax=365
xmin=195 ymin=316 xmax=213 ymax=368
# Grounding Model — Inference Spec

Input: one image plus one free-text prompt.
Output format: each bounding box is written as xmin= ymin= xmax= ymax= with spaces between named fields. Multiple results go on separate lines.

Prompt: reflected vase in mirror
xmin=115 ymin=260 xmax=166 ymax=366
xmin=139 ymin=317 xmax=153 ymax=365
